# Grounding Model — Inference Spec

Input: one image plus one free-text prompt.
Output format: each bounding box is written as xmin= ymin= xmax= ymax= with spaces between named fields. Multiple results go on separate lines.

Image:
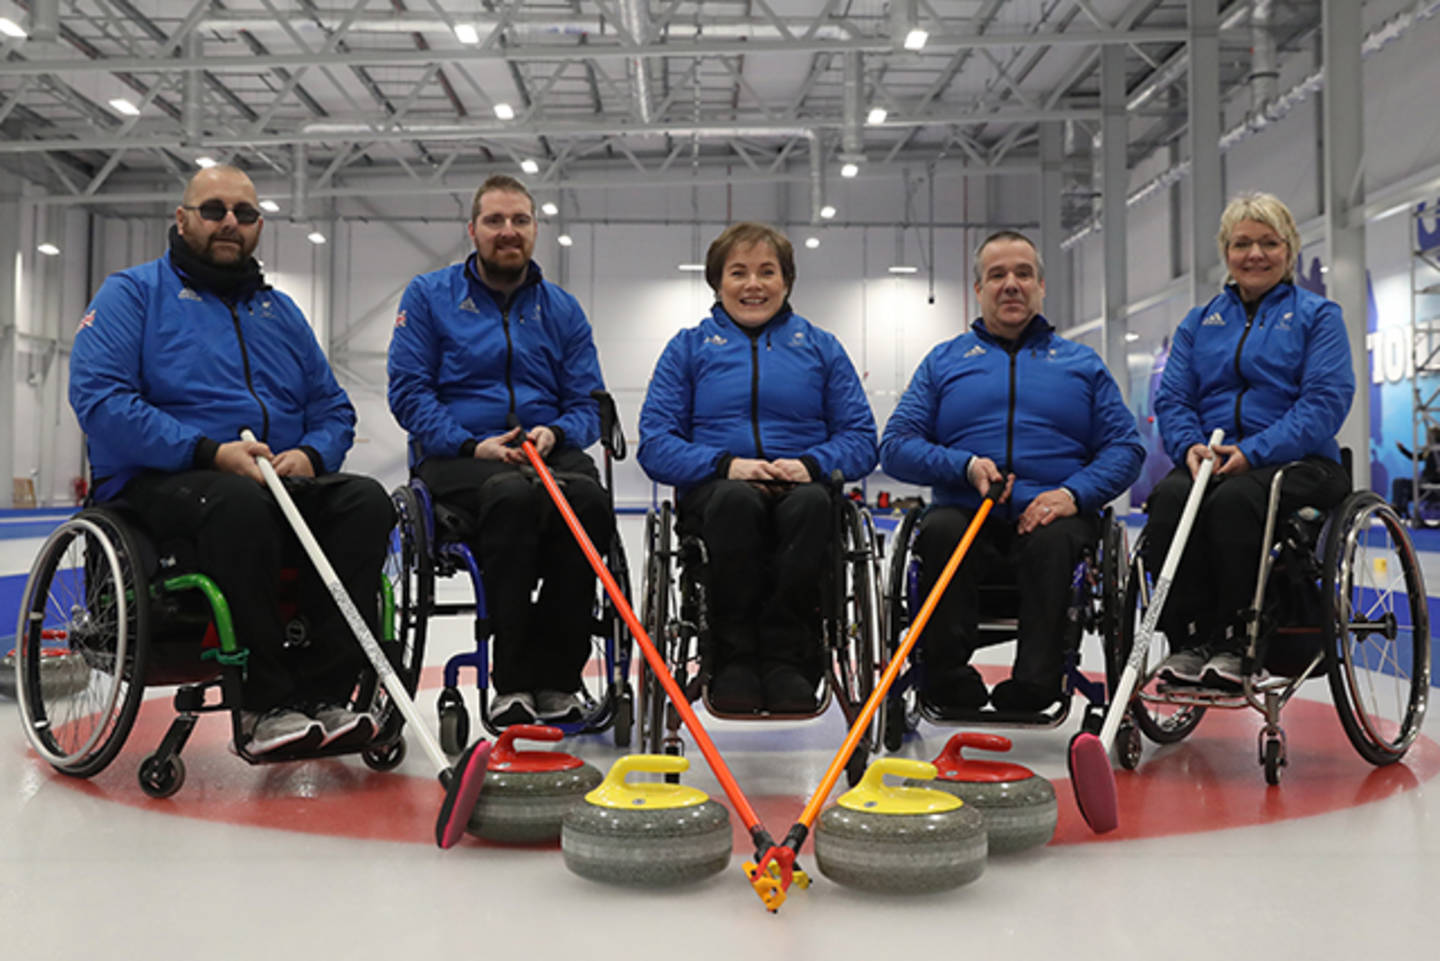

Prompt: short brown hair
xmin=704 ymin=222 xmax=796 ymax=296
xmin=471 ymin=174 xmax=535 ymax=222
xmin=972 ymin=230 xmax=1043 ymax=285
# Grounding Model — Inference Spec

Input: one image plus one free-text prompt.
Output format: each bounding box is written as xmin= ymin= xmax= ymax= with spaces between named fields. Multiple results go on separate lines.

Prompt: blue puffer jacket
xmin=638 ymin=304 xmax=878 ymax=493
xmin=1154 ymin=282 xmax=1353 ymax=467
xmin=880 ymin=315 xmax=1143 ymax=517
xmin=388 ymin=256 xmax=604 ymax=465
xmin=70 ymin=253 xmax=356 ymax=502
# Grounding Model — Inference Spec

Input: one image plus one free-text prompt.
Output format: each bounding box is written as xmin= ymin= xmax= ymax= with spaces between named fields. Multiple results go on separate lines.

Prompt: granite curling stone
xmin=466 ymin=724 xmax=603 ymax=843
xmin=906 ymin=732 xmax=1056 ymax=854
xmin=815 ymin=757 xmax=986 ymax=893
xmin=561 ymin=754 xmax=732 ymax=887
xmin=1 ymin=647 xmax=91 ymax=701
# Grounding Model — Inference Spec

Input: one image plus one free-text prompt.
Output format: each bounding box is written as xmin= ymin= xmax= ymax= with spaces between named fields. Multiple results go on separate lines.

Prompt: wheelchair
xmin=13 ymin=505 xmax=414 ymax=798
xmin=878 ymin=505 xmax=1128 ymax=750
xmin=1114 ymin=465 xmax=1430 ymax=785
xmin=636 ymin=482 xmax=885 ymax=786
xmin=389 ymin=391 xmax=634 ymax=754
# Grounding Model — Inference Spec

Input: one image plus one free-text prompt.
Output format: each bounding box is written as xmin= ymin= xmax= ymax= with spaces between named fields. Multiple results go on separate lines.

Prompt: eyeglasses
xmin=184 ymin=201 xmax=262 ymax=225
xmin=1228 ymin=238 xmax=1285 ymax=253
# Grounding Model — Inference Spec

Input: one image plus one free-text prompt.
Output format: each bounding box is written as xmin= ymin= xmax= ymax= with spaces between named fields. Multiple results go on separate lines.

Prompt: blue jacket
xmin=1154 ymin=283 xmax=1353 ymax=468
xmin=880 ymin=315 xmax=1143 ymax=517
xmin=388 ymin=256 xmax=603 ymax=465
xmin=637 ymin=304 xmax=878 ymax=493
xmin=69 ymin=253 xmax=356 ymax=502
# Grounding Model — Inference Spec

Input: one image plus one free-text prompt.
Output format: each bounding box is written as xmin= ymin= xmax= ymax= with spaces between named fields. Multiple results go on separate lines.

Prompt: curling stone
xmin=561 ymin=754 xmax=731 ymax=887
xmin=814 ymin=757 xmax=986 ymax=893
xmin=0 ymin=648 xmax=91 ymax=701
xmin=907 ymin=732 xmax=1056 ymax=854
xmin=466 ymin=724 xmax=602 ymax=843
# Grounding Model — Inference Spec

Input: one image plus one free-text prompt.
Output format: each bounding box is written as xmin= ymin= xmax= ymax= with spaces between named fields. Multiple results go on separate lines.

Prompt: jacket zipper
xmin=227 ymin=302 xmax=269 ymax=440
xmin=501 ymin=305 xmax=517 ymax=415
xmin=1232 ymin=313 xmax=1255 ymax=442
xmin=749 ymin=332 xmax=767 ymax=458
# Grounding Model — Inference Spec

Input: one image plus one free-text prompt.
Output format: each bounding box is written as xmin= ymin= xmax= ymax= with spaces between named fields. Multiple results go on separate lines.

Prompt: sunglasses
xmin=184 ymin=201 xmax=262 ymax=225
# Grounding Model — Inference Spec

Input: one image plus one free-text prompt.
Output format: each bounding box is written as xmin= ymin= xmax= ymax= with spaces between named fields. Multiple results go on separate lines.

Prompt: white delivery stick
xmin=241 ymin=430 xmax=451 ymax=774
xmin=1097 ymin=427 xmax=1225 ymax=750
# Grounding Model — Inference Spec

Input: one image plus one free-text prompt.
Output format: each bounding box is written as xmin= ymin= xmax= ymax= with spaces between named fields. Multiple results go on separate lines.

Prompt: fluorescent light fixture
xmin=493 ymin=102 xmax=515 ymax=120
xmin=454 ymin=24 xmax=480 ymax=44
xmin=258 ymin=199 xmax=280 ymax=213
xmin=520 ymin=158 xmax=540 ymax=174
xmin=306 ymin=231 xmax=327 ymax=245
xmin=866 ymin=107 xmax=888 ymax=125
xmin=541 ymin=201 xmax=559 ymax=216
xmin=195 ymin=156 xmax=217 ymax=168
xmin=888 ymin=265 xmax=918 ymax=274
xmin=678 ymin=263 xmax=705 ymax=272
xmin=557 ymin=234 xmax=574 ymax=247
xmin=840 ymin=162 xmax=859 ymax=178
xmin=820 ymin=204 xmax=837 ymax=219
xmin=109 ymin=98 xmax=140 ymax=116
xmin=0 ymin=18 xmax=26 ymax=38
xmin=1124 ymin=331 xmax=1140 ymax=342
xmin=37 ymin=243 xmax=60 ymax=256
xmin=903 ymin=28 xmax=929 ymax=51
xmin=804 ymin=237 xmax=821 ymax=250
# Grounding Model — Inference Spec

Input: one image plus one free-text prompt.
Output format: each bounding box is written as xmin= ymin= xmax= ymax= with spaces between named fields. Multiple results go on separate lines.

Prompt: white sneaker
xmin=534 ymin=689 xmax=585 ymax=723
xmin=490 ymin=691 xmax=537 ymax=727
xmin=241 ymin=707 xmax=322 ymax=755
xmin=1157 ymin=646 xmax=1209 ymax=685
xmin=312 ymin=703 xmax=377 ymax=747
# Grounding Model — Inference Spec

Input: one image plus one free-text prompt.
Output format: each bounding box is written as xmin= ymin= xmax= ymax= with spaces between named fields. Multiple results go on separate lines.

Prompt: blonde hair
xmin=1216 ymin=191 xmax=1301 ymax=286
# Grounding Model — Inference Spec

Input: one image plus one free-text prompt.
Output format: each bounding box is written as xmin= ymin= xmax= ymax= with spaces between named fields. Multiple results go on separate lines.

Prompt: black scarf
xmin=167 ymin=225 xmax=270 ymax=301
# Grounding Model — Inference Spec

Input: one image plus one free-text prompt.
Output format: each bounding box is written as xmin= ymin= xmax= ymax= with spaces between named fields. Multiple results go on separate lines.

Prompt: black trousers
xmin=417 ymin=446 xmax=610 ymax=695
xmin=913 ymin=506 xmax=1097 ymax=692
xmin=679 ymin=479 xmax=831 ymax=675
xmin=1141 ymin=458 xmax=1349 ymax=649
xmin=121 ymin=470 xmax=394 ymax=712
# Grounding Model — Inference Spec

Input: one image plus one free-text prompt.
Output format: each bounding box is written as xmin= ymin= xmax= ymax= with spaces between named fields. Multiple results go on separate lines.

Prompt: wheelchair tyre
xmin=881 ymin=691 xmax=907 ymax=752
xmin=844 ymin=742 xmax=869 ymax=788
xmin=880 ymin=507 xmax=924 ymax=750
xmin=138 ymin=753 xmax=185 ymax=799
xmin=612 ymin=685 xmax=633 ymax=748
xmin=1118 ymin=553 xmax=1205 ymax=745
xmin=363 ymin=737 xmax=407 ymax=772
xmin=637 ymin=508 xmax=672 ymax=756
xmin=830 ymin=501 xmax=880 ymax=744
xmin=16 ymin=510 xmax=151 ymax=778
xmin=1098 ymin=508 xmax=1126 ymax=682
xmin=437 ymin=688 xmax=469 ymax=757
xmin=1116 ymin=719 xmax=1142 ymax=771
xmin=1322 ymin=491 xmax=1430 ymax=765
xmin=386 ymin=484 xmax=432 ymax=688
xmin=1262 ymin=737 xmax=1283 ymax=786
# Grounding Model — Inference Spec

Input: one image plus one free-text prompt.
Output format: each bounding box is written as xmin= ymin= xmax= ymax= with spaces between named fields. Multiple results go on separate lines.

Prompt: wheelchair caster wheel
xmin=612 ymin=688 xmax=633 ymax=748
xmin=881 ymin=695 xmax=906 ymax=753
xmin=844 ymin=743 xmax=869 ymax=788
xmin=138 ymin=754 xmax=185 ymax=799
xmin=363 ymin=737 xmax=407 ymax=772
xmin=1261 ymin=736 xmax=1285 ymax=786
xmin=1116 ymin=720 xmax=1143 ymax=771
xmin=437 ymin=689 xmax=469 ymax=756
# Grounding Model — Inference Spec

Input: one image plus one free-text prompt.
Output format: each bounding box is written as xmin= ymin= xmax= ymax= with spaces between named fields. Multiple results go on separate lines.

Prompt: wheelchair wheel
xmin=1098 ymin=508 xmax=1126 ymax=664
xmin=1322 ymin=491 xmax=1430 ymax=765
xmin=16 ymin=510 xmax=151 ymax=778
xmin=1118 ymin=552 xmax=1205 ymax=744
xmin=138 ymin=753 xmax=185 ymax=799
xmin=830 ymin=501 xmax=880 ymax=752
xmin=385 ymin=484 xmax=431 ymax=686
xmin=637 ymin=507 xmax=672 ymax=755
xmin=879 ymin=507 xmax=924 ymax=752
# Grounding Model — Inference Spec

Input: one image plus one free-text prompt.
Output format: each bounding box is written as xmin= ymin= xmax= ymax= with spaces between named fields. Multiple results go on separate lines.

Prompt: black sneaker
xmin=760 ymin=663 xmax=817 ymax=714
xmin=240 ymin=707 xmax=323 ymax=755
xmin=709 ymin=660 xmax=763 ymax=713
xmin=922 ymin=665 xmax=989 ymax=711
xmin=990 ymin=678 xmax=1063 ymax=715
xmin=1158 ymin=646 xmax=1210 ymax=685
xmin=312 ymin=704 xmax=377 ymax=749
xmin=1200 ymin=650 xmax=1246 ymax=690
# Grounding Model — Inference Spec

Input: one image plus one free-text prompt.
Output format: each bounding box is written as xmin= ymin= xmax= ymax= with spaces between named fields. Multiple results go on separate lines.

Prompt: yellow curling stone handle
xmin=837 ymin=757 xmax=963 ymax=814
xmin=585 ymin=754 xmax=711 ymax=810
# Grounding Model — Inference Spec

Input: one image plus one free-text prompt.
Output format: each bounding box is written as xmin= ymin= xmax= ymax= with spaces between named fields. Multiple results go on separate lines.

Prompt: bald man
xmin=69 ymin=166 xmax=394 ymax=757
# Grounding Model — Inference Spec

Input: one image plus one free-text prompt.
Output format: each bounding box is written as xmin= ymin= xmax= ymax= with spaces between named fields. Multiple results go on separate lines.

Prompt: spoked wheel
xmin=1323 ymin=491 xmax=1430 ymax=765
xmin=637 ymin=507 xmax=672 ymax=756
xmin=16 ymin=510 xmax=151 ymax=778
xmin=878 ymin=507 xmax=924 ymax=752
xmin=1119 ymin=551 xmax=1206 ymax=744
xmin=367 ymin=484 xmax=433 ymax=746
xmin=830 ymin=501 xmax=881 ymax=763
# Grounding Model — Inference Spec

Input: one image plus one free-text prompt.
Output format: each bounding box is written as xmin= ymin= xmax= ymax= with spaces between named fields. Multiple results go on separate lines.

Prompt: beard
xmin=478 ymin=241 xmax=529 ymax=284
xmin=187 ymin=229 xmax=252 ymax=266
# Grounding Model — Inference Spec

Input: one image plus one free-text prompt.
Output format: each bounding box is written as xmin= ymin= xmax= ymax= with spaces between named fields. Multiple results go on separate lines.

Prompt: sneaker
xmin=760 ymin=663 xmax=817 ymax=714
xmin=922 ymin=664 xmax=989 ymax=712
xmin=708 ymin=660 xmax=764 ymax=714
xmin=1157 ymin=646 xmax=1210 ymax=685
xmin=534 ymin=689 xmax=585 ymax=724
xmin=240 ymin=707 xmax=322 ymax=755
xmin=1201 ymin=650 xmax=1246 ymax=690
xmin=490 ymin=691 xmax=537 ymax=727
xmin=312 ymin=703 xmax=377 ymax=748
xmin=990 ymin=678 xmax=1063 ymax=715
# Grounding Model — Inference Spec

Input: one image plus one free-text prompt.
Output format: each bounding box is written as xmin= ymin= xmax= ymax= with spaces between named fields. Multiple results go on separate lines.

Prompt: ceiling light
xmin=820 ymin=204 xmax=837 ymax=219
xmin=557 ymin=234 xmax=574 ymax=247
xmin=805 ymin=237 xmax=820 ymax=250
xmin=520 ymin=158 xmax=540 ymax=174
xmin=259 ymin=200 xmax=280 ymax=213
xmin=306 ymin=231 xmax=327 ymax=245
xmin=37 ymin=243 xmax=60 ymax=256
xmin=195 ymin=156 xmax=217 ymax=168
xmin=866 ymin=107 xmax=888 ymax=125
xmin=678 ymin=263 xmax=705 ymax=272
xmin=541 ymin=201 xmax=559 ymax=216
xmin=493 ymin=102 xmax=515 ymax=120
xmin=454 ymin=24 xmax=480 ymax=44
xmin=840 ymin=162 xmax=859 ymax=178
xmin=888 ymin=265 xmax=918 ymax=274
xmin=903 ymin=28 xmax=929 ymax=51
xmin=109 ymin=98 xmax=140 ymax=117
xmin=0 ymin=18 xmax=26 ymax=39
xmin=1124 ymin=331 xmax=1140 ymax=342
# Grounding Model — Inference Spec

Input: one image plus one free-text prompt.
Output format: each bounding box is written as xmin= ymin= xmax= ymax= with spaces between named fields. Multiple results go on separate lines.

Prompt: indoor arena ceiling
xmin=0 ymin=0 xmax=1325 ymax=223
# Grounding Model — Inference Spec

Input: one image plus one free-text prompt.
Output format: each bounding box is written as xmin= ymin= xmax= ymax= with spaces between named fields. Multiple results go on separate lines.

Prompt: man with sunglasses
xmin=70 ymin=164 xmax=394 ymax=757
xmin=388 ymin=174 xmax=609 ymax=727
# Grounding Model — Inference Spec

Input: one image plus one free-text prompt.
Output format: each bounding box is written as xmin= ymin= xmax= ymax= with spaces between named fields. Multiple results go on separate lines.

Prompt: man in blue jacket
xmin=881 ymin=231 xmax=1142 ymax=714
xmin=388 ymin=174 xmax=608 ymax=727
xmin=69 ymin=165 xmax=394 ymax=755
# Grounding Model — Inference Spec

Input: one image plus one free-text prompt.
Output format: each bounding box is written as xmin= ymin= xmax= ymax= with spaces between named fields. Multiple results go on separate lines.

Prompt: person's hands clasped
xmin=1211 ymin=442 xmax=1250 ymax=476
xmin=214 ymin=438 xmax=272 ymax=484
xmin=271 ymin=448 xmax=315 ymax=478
xmin=965 ymin=456 xmax=1014 ymax=504
xmin=728 ymin=456 xmax=807 ymax=491
xmin=1018 ymin=488 xmax=1076 ymax=535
